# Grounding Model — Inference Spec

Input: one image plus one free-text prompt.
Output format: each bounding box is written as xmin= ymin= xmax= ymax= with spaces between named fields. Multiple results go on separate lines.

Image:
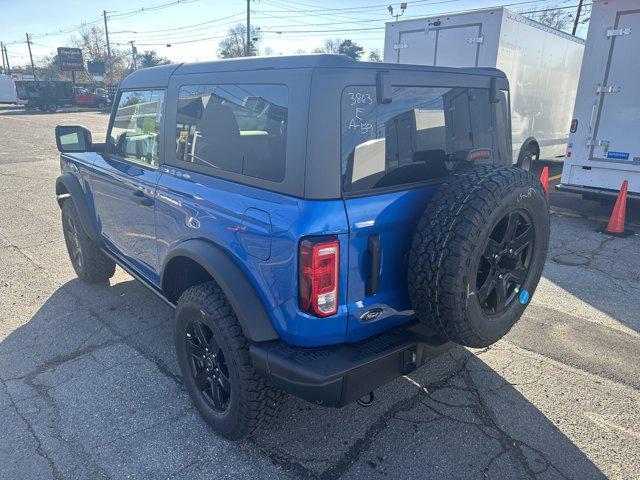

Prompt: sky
xmin=0 ymin=0 xmax=589 ymax=67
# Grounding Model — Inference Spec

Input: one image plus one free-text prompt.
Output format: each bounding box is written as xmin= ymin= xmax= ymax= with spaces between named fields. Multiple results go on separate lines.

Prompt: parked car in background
xmin=54 ymin=55 xmax=549 ymax=440
xmin=559 ymin=0 xmax=640 ymax=201
xmin=73 ymin=86 xmax=109 ymax=108
xmin=384 ymin=7 xmax=585 ymax=170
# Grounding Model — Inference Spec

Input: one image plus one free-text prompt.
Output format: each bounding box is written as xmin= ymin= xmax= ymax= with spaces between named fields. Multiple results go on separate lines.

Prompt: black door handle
xmin=365 ymin=234 xmax=381 ymax=297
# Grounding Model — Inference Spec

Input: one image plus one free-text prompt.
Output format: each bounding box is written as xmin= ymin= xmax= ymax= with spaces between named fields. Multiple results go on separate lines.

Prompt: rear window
xmin=176 ymin=84 xmax=288 ymax=182
xmin=341 ymin=85 xmax=506 ymax=194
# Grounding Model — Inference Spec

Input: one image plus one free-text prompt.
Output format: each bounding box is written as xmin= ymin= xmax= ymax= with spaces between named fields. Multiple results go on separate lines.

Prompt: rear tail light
xmin=570 ymin=119 xmax=578 ymax=133
xmin=466 ymin=148 xmax=491 ymax=161
xmin=299 ymin=236 xmax=339 ymax=317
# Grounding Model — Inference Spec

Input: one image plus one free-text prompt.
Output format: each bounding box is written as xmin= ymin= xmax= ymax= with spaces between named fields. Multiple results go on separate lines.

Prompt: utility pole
xmin=25 ymin=33 xmax=37 ymax=80
xmin=245 ymin=0 xmax=251 ymax=56
xmin=103 ymin=10 xmax=112 ymax=83
xmin=1 ymin=42 xmax=6 ymax=73
xmin=572 ymin=0 xmax=584 ymax=36
xmin=129 ymin=41 xmax=137 ymax=70
xmin=3 ymin=44 xmax=11 ymax=75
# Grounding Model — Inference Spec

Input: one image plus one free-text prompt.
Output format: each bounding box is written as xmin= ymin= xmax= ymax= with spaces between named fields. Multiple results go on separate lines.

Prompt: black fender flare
xmin=516 ymin=137 xmax=540 ymax=165
xmin=55 ymin=172 xmax=101 ymax=243
xmin=161 ymin=239 xmax=279 ymax=342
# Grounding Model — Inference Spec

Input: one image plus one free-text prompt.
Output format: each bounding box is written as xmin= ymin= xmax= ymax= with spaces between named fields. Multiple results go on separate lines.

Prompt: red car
xmin=73 ymin=87 xmax=108 ymax=108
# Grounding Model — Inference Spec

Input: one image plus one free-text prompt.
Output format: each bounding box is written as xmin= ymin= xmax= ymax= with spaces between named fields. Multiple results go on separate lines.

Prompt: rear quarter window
xmin=175 ymin=84 xmax=288 ymax=183
xmin=341 ymin=85 xmax=503 ymax=194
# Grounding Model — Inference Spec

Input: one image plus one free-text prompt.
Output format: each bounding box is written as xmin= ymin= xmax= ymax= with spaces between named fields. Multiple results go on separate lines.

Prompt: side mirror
xmin=55 ymin=125 xmax=92 ymax=153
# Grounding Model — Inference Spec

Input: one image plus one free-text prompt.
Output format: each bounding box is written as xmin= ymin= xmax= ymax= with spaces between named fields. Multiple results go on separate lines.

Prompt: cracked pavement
xmin=1 ymin=107 xmax=639 ymax=479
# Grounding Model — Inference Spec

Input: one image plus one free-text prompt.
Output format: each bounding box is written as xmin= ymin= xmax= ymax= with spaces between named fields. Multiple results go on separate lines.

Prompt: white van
xmin=384 ymin=7 xmax=585 ymax=169
xmin=559 ymin=0 xmax=640 ymax=200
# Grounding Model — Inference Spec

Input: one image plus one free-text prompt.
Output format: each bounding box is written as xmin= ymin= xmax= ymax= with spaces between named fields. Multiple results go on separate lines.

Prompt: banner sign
xmin=58 ymin=47 xmax=84 ymax=71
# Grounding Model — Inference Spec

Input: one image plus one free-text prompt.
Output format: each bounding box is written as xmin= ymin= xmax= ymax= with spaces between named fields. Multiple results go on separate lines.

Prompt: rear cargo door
xmin=396 ymin=29 xmax=437 ymax=64
xmin=395 ymin=24 xmax=482 ymax=67
xmin=434 ymin=24 xmax=482 ymax=67
xmin=590 ymin=10 xmax=640 ymax=163
xmin=340 ymin=76 xmax=503 ymax=343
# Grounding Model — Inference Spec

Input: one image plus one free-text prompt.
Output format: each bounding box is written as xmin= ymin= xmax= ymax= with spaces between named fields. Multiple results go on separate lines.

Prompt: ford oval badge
xmin=360 ymin=308 xmax=383 ymax=322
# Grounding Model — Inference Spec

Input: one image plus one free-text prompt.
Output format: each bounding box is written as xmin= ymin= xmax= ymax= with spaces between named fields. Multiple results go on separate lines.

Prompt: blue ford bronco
xmin=54 ymin=55 xmax=549 ymax=439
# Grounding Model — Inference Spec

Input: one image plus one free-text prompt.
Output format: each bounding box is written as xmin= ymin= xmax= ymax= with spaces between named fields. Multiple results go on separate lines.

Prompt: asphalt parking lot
xmin=1 ymin=106 xmax=639 ymax=480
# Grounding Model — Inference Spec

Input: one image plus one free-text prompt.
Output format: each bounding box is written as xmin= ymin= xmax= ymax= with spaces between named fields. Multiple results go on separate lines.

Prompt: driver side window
xmin=109 ymin=90 xmax=165 ymax=168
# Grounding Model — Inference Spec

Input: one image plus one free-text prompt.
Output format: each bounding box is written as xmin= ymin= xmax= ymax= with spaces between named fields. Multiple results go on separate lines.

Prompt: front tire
xmin=61 ymin=200 xmax=115 ymax=283
xmin=175 ymin=282 xmax=282 ymax=439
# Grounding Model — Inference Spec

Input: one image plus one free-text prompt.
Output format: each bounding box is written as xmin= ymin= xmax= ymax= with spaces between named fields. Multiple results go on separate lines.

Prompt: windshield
xmin=341 ymin=85 xmax=511 ymax=194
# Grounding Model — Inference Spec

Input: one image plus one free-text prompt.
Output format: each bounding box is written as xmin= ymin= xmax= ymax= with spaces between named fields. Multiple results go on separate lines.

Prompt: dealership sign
xmin=57 ymin=47 xmax=84 ymax=71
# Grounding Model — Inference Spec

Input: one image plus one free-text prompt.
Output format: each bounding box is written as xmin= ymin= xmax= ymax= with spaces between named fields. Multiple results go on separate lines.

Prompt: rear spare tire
xmin=408 ymin=165 xmax=549 ymax=348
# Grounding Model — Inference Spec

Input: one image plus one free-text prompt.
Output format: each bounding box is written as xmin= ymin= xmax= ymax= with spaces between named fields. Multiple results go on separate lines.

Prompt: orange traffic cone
xmin=540 ymin=166 xmax=550 ymax=203
xmin=539 ymin=166 xmax=555 ymax=214
xmin=603 ymin=180 xmax=634 ymax=237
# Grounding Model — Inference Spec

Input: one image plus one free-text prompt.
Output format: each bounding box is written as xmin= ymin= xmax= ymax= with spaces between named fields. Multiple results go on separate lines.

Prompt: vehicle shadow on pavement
xmin=0 ymin=278 xmax=606 ymax=479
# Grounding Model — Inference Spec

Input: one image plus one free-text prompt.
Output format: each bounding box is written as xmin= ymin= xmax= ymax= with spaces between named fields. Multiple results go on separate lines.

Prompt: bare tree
xmin=526 ymin=8 xmax=574 ymax=32
xmin=368 ymin=49 xmax=382 ymax=62
xmin=313 ymin=38 xmax=341 ymax=54
xmin=218 ymin=23 xmax=262 ymax=58
xmin=313 ymin=38 xmax=365 ymax=60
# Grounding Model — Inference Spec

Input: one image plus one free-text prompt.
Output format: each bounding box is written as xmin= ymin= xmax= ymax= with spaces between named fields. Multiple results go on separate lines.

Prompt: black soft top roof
xmin=118 ymin=54 xmax=506 ymax=89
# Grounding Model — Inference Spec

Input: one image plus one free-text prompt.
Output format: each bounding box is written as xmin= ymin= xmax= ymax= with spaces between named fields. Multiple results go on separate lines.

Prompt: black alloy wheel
xmin=65 ymin=214 xmax=83 ymax=270
xmin=476 ymin=210 xmax=534 ymax=315
xmin=185 ymin=319 xmax=232 ymax=412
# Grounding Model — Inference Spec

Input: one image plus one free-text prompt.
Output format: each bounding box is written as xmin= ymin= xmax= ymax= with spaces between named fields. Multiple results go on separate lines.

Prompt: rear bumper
xmin=556 ymin=183 xmax=640 ymax=200
xmin=250 ymin=322 xmax=454 ymax=408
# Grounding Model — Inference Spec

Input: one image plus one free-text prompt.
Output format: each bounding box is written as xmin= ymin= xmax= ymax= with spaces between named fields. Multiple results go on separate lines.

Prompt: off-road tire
xmin=61 ymin=199 xmax=115 ymax=283
xmin=408 ymin=165 xmax=549 ymax=348
xmin=175 ymin=282 xmax=283 ymax=440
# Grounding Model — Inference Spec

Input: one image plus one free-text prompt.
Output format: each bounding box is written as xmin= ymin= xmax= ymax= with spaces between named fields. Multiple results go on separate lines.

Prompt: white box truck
xmin=0 ymin=74 xmax=20 ymax=104
xmin=384 ymin=7 xmax=585 ymax=169
xmin=559 ymin=0 xmax=640 ymax=200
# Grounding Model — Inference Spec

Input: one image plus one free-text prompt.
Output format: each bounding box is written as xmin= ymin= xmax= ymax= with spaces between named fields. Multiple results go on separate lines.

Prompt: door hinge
xmin=393 ymin=43 xmax=408 ymax=50
xmin=587 ymin=139 xmax=610 ymax=148
xmin=607 ymin=27 xmax=631 ymax=37
xmin=466 ymin=35 xmax=484 ymax=44
xmin=596 ymin=84 xmax=621 ymax=94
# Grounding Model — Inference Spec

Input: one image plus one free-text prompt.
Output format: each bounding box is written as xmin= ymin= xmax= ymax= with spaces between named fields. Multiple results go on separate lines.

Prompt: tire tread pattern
xmin=177 ymin=282 xmax=284 ymax=439
xmin=408 ymin=165 xmax=548 ymax=347
xmin=62 ymin=200 xmax=115 ymax=283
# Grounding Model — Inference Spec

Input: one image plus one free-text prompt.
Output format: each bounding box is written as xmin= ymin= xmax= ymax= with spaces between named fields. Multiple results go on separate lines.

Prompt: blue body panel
xmin=343 ymin=187 xmax=438 ymax=342
xmin=154 ymin=167 xmax=350 ymax=347
xmin=90 ymin=154 xmax=161 ymax=283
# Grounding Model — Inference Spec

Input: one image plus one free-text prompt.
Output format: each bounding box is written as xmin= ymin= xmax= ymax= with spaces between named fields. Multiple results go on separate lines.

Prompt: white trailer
xmin=384 ymin=7 xmax=585 ymax=168
xmin=559 ymin=0 xmax=640 ymax=200
xmin=0 ymin=74 xmax=20 ymax=104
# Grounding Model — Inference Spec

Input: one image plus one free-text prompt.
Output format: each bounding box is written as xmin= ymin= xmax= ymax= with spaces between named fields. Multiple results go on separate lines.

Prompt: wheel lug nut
xmin=498 ymin=274 xmax=503 ymax=279
xmin=509 ymin=249 xmax=513 ymax=254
